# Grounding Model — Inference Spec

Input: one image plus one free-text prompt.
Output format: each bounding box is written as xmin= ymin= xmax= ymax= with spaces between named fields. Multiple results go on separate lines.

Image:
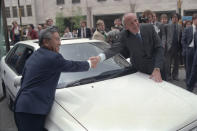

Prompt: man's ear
xmin=42 ymin=39 xmax=49 ymax=48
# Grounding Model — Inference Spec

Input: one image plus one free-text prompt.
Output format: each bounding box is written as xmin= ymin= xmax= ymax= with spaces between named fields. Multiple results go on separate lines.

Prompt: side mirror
xmin=14 ymin=76 xmax=22 ymax=88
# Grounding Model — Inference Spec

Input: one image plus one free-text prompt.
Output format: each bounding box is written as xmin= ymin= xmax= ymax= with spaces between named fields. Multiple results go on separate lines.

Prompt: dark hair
xmin=142 ymin=9 xmax=153 ymax=18
xmin=171 ymin=13 xmax=181 ymax=20
xmin=192 ymin=13 xmax=197 ymax=21
xmin=39 ymin=26 xmax=58 ymax=47
xmin=29 ymin=24 xmax=34 ymax=29
xmin=160 ymin=14 xmax=168 ymax=19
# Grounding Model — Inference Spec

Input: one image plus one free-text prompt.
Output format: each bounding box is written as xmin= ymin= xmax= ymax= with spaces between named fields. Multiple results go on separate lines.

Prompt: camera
xmin=138 ymin=16 xmax=149 ymax=23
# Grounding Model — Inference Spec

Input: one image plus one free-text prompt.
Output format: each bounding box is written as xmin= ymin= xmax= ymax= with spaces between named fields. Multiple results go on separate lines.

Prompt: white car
xmin=1 ymin=38 xmax=197 ymax=131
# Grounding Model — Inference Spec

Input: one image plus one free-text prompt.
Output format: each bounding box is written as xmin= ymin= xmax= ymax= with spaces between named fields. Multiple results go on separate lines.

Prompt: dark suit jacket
xmin=187 ymin=32 xmax=197 ymax=88
xmin=181 ymin=26 xmax=193 ymax=56
xmin=162 ymin=23 xmax=182 ymax=52
xmin=104 ymin=24 xmax=164 ymax=74
xmin=77 ymin=27 xmax=92 ymax=38
xmin=15 ymin=47 xmax=89 ymax=114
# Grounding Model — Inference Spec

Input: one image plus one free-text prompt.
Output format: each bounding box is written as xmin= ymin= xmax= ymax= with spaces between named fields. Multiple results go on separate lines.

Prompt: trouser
xmin=185 ymin=47 xmax=195 ymax=84
xmin=164 ymin=50 xmax=180 ymax=80
xmin=14 ymin=112 xmax=47 ymax=131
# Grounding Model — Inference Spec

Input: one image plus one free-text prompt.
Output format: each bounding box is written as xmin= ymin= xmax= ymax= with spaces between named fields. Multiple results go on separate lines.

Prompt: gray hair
xmin=39 ymin=26 xmax=58 ymax=47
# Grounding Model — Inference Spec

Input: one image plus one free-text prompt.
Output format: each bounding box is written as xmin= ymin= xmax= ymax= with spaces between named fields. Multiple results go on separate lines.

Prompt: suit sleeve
xmin=181 ymin=28 xmax=187 ymax=56
xmin=187 ymin=50 xmax=197 ymax=88
xmin=104 ymin=31 xmax=129 ymax=59
xmin=55 ymin=54 xmax=90 ymax=72
xmin=161 ymin=24 xmax=167 ymax=48
xmin=152 ymin=25 xmax=164 ymax=69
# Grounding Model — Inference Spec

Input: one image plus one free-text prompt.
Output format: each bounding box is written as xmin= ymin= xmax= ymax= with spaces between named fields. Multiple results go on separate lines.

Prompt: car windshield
xmin=57 ymin=42 xmax=134 ymax=88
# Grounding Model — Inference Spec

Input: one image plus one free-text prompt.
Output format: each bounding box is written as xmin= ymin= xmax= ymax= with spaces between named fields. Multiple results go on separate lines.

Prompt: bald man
xmin=90 ymin=13 xmax=164 ymax=82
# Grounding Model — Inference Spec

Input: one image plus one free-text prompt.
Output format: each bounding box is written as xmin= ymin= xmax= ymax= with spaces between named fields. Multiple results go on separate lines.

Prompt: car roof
xmin=16 ymin=38 xmax=103 ymax=50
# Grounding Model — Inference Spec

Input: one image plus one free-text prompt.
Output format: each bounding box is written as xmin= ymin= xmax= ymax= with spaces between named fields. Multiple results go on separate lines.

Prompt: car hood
xmin=55 ymin=72 xmax=197 ymax=131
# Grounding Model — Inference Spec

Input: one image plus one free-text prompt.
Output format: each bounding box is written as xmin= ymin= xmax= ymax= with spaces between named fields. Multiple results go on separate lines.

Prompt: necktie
xmin=136 ymin=33 xmax=142 ymax=42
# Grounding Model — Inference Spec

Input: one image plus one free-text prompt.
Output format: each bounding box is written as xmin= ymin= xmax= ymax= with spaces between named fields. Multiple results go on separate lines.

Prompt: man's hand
xmin=89 ymin=56 xmax=101 ymax=68
xmin=150 ymin=68 xmax=162 ymax=82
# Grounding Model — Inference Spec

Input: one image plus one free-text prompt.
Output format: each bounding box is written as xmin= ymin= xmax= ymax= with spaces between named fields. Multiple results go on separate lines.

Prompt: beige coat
xmin=92 ymin=30 xmax=106 ymax=42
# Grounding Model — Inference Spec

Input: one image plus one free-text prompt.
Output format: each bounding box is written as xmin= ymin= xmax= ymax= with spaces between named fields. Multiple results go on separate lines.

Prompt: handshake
xmin=88 ymin=56 xmax=101 ymax=68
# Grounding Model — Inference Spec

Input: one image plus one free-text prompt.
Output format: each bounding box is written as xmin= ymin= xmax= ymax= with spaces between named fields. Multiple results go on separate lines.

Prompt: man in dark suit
xmin=14 ymin=26 xmax=96 ymax=131
xmin=162 ymin=13 xmax=182 ymax=81
xmin=77 ymin=20 xmax=91 ymax=38
xmin=183 ymin=14 xmax=197 ymax=92
xmin=90 ymin=13 xmax=164 ymax=82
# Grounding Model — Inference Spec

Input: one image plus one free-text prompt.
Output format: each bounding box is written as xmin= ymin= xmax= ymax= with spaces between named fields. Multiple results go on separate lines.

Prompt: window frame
xmin=5 ymin=7 xmax=11 ymax=18
xmin=26 ymin=5 xmax=32 ymax=17
xmin=12 ymin=6 xmax=18 ymax=18
xmin=5 ymin=44 xmax=34 ymax=75
xmin=72 ymin=0 xmax=80 ymax=4
xmin=56 ymin=0 xmax=65 ymax=5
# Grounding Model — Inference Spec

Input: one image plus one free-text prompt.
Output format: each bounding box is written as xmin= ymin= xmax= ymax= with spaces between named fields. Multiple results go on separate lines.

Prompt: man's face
xmin=161 ymin=18 xmax=168 ymax=24
xmin=28 ymin=25 xmax=32 ymax=31
xmin=98 ymin=23 xmax=105 ymax=31
xmin=47 ymin=19 xmax=53 ymax=26
xmin=44 ymin=32 xmax=61 ymax=53
xmin=125 ymin=15 xmax=140 ymax=34
xmin=81 ymin=22 xmax=86 ymax=28
xmin=172 ymin=15 xmax=178 ymax=23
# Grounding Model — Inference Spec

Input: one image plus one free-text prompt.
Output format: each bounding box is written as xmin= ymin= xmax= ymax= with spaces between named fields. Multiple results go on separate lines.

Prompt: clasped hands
xmin=89 ymin=56 xmax=101 ymax=68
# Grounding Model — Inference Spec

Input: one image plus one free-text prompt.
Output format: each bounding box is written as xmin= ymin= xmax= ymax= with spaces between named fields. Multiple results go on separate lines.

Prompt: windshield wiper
xmin=58 ymin=67 xmax=136 ymax=89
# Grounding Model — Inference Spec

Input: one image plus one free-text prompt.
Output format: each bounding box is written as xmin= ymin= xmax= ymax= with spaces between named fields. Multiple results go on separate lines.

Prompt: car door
xmin=2 ymin=44 xmax=33 ymax=99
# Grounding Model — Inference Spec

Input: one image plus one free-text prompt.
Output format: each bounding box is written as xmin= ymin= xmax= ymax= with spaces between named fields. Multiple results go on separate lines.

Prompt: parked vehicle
xmin=1 ymin=38 xmax=197 ymax=131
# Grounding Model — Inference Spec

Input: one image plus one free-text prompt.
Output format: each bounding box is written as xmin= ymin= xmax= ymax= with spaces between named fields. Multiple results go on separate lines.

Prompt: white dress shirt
xmin=189 ymin=24 xmax=196 ymax=47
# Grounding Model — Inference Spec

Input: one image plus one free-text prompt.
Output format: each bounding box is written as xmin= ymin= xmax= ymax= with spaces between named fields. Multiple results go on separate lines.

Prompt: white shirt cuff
xmin=99 ymin=53 xmax=106 ymax=62
xmin=87 ymin=60 xmax=91 ymax=69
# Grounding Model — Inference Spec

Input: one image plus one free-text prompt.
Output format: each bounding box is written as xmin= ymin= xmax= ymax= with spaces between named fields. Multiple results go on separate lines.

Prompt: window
xmin=5 ymin=7 xmax=11 ymax=18
xmin=56 ymin=0 xmax=65 ymax=5
xmin=12 ymin=6 xmax=18 ymax=18
xmin=20 ymin=6 xmax=25 ymax=17
xmin=97 ymin=0 xmax=106 ymax=2
xmin=26 ymin=5 xmax=32 ymax=16
xmin=6 ymin=44 xmax=33 ymax=75
xmin=72 ymin=0 xmax=80 ymax=4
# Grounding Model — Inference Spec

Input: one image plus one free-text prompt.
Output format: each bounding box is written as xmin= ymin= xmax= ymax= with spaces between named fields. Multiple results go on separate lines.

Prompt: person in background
xmin=114 ymin=18 xmax=123 ymax=31
xmin=160 ymin=14 xmax=168 ymax=24
xmin=163 ymin=13 xmax=182 ymax=81
xmin=182 ymin=14 xmax=197 ymax=92
xmin=14 ymin=26 xmax=97 ymax=131
xmin=184 ymin=20 xmax=192 ymax=28
xmin=92 ymin=19 xmax=107 ymax=42
xmin=142 ymin=10 xmax=161 ymax=34
xmin=72 ymin=29 xmax=78 ymax=38
xmin=38 ymin=24 xmax=43 ymax=32
xmin=10 ymin=21 xmax=21 ymax=45
xmin=27 ymin=24 xmax=38 ymax=40
xmin=77 ymin=20 xmax=91 ymax=38
xmin=46 ymin=18 xmax=54 ymax=27
xmin=63 ymin=27 xmax=73 ymax=38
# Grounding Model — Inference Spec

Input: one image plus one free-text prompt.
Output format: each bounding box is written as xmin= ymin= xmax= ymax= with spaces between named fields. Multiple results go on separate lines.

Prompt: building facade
xmin=4 ymin=0 xmax=197 ymax=30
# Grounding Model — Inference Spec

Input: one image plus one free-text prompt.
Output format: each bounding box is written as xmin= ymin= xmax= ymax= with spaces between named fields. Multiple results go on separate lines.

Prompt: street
xmin=0 ymin=68 xmax=196 ymax=131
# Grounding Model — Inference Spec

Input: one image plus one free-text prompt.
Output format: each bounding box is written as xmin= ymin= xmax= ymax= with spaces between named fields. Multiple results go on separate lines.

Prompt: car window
xmin=58 ymin=42 xmax=131 ymax=88
xmin=6 ymin=44 xmax=33 ymax=75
